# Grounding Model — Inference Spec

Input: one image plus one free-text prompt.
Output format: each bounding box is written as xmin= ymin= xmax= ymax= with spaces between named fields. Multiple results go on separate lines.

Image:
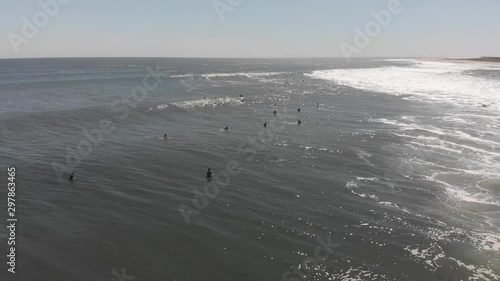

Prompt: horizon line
xmin=0 ymin=55 xmax=464 ymax=60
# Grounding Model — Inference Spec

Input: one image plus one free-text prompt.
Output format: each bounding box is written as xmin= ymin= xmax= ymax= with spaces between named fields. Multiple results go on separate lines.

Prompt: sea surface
xmin=0 ymin=58 xmax=499 ymax=281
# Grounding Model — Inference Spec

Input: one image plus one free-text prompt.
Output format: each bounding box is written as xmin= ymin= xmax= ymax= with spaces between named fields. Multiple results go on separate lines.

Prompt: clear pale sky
xmin=1 ymin=0 xmax=499 ymax=58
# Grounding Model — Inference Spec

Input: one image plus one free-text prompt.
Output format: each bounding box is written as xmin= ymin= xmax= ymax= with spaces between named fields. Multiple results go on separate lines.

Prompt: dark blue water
xmin=0 ymin=58 xmax=499 ymax=281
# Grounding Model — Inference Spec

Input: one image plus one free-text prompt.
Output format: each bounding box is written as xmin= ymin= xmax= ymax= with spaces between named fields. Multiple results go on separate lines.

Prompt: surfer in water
xmin=273 ymin=110 xmax=277 ymax=115
xmin=69 ymin=171 xmax=76 ymax=181
xmin=298 ymin=120 xmax=302 ymax=125
xmin=263 ymin=122 xmax=267 ymax=128
xmin=298 ymin=108 xmax=301 ymax=112
xmin=224 ymin=126 xmax=229 ymax=131
xmin=207 ymin=168 xmax=213 ymax=178
xmin=163 ymin=134 xmax=167 ymax=139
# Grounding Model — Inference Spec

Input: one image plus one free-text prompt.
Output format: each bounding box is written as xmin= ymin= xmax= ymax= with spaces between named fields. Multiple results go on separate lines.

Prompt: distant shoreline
xmin=422 ymin=57 xmax=500 ymax=65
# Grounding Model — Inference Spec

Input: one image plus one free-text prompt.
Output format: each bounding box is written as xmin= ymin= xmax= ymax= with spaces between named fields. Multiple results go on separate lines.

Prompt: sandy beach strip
xmin=420 ymin=57 xmax=500 ymax=65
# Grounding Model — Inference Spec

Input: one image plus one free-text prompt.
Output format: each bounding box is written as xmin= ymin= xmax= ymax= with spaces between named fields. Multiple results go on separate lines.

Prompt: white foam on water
xmin=170 ymin=74 xmax=195 ymax=78
xmin=332 ymin=267 xmax=392 ymax=281
xmin=320 ymin=60 xmax=500 ymax=269
xmin=306 ymin=59 xmax=500 ymax=110
xmin=373 ymin=116 xmax=500 ymax=204
xmin=148 ymin=96 xmax=245 ymax=111
xmin=148 ymin=104 xmax=169 ymax=112
xmin=405 ymin=227 xmax=500 ymax=280
xmin=170 ymin=71 xmax=290 ymax=80
xmin=345 ymin=178 xmax=381 ymax=202
xmin=372 ymin=118 xmax=447 ymax=136
xmin=171 ymin=96 xmax=245 ymax=110
xmin=356 ymin=150 xmax=372 ymax=165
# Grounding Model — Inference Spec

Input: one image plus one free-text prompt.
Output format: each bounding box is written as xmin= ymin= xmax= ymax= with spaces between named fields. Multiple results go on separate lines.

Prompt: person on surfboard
xmin=207 ymin=168 xmax=213 ymax=178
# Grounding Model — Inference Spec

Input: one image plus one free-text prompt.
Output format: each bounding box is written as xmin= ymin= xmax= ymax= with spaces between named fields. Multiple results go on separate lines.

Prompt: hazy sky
xmin=1 ymin=0 xmax=499 ymax=58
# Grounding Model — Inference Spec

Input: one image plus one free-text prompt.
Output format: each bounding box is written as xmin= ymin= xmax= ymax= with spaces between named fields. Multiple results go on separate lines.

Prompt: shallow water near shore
xmin=0 ymin=57 xmax=499 ymax=281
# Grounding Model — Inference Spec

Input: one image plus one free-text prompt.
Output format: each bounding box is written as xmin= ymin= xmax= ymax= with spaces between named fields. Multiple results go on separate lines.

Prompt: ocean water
xmin=0 ymin=58 xmax=499 ymax=281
